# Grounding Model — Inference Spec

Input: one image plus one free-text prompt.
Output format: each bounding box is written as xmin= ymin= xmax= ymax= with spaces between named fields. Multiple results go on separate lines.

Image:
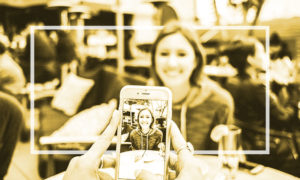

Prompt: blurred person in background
xmin=149 ymin=0 xmax=179 ymax=26
xmin=56 ymin=30 xmax=79 ymax=74
xmin=221 ymin=36 xmax=299 ymax=176
xmin=70 ymin=33 xmax=127 ymax=110
xmin=0 ymin=32 xmax=26 ymax=95
xmin=270 ymin=32 xmax=293 ymax=61
xmin=221 ymin=36 xmax=269 ymax=129
xmin=0 ymin=28 xmax=25 ymax=180
xmin=149 ymin=23 xmax=234 ymax=150
xmin=0 ymin=91 xmax=24 ymax=180
xmin=21 ymin=24 xmax=58 ymax=83
xmin=222 ymin=36 xmax=295 ymax=128
xmin=269 ymin=32 xmax=297 ymax=113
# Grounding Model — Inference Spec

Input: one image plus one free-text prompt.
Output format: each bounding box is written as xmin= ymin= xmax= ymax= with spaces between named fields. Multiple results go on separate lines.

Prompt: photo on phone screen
xmin=117 ymin=97 xmax=169 ymax=180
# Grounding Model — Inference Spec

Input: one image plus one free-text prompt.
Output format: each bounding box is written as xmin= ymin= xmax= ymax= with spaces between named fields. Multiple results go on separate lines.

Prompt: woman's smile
xmin=163 ymin=69 xmax=184 ymax=77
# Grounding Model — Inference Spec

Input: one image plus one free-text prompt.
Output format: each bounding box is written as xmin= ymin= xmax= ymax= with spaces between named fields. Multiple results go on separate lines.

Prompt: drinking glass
xmin=218 ymin=125 xmax=242 ymax=180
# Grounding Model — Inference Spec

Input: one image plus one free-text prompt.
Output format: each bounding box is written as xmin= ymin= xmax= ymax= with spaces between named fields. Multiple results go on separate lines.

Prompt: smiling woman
xmin=149 ymin=23 xmax=234 ymax=151
xmin=130 ymin=108 xmax=163 ymax=150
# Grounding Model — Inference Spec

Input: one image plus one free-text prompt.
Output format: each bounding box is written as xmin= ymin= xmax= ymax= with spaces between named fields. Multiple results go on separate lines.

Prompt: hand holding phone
xmin=116 ymin=85 xmax=172 ymax=180
xmin=136 ymin=121 xmax=206 ymax=180
xmin=63 ymin=110 xmax=120 ymax=180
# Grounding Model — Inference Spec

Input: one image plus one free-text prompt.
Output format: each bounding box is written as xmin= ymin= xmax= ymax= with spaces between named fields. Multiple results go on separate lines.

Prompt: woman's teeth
xmin=164 ymin=70 xmax=181 ymax=76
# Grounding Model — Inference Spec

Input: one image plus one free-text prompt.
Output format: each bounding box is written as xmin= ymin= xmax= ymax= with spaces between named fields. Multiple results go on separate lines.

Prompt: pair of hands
xmin=63 ymin=110 xmax=204 ymax=180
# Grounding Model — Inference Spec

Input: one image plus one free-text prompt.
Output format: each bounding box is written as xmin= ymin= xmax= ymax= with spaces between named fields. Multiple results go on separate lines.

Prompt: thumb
xmin=135 ymin=169 xmax=162 ymax=180
xmin=168 ymin=152 xmax=177 ymax=171
xmin=97 ymin=171 xmax=114 ymax=180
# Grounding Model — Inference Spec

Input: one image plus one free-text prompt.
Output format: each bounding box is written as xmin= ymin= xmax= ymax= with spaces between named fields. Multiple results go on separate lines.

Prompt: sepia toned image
xmin=118 ymin=98 xmax=168 ymax=179
xmin=0 ymin=0 xmax=299 ymax=180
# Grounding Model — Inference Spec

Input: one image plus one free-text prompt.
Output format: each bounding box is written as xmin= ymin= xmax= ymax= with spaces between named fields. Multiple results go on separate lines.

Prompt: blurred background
xmin=0 ymin=0 xmax=299 ymax=179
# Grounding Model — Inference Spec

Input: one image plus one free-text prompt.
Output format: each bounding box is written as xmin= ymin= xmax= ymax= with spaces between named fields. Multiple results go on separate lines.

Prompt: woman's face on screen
xmin=139 ymin=110 xmax=152 ymax=130
xmin=155 ymin=32 xmax=196 ymax=87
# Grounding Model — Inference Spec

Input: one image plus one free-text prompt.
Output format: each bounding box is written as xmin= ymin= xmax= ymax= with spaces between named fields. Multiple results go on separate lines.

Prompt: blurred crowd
xmin=0 ymin=2 xmax=300 ymax=180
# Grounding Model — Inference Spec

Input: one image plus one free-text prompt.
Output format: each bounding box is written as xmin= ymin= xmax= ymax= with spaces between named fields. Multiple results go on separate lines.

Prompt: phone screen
xmin=117 ymin=98 xmax=169 ymax=180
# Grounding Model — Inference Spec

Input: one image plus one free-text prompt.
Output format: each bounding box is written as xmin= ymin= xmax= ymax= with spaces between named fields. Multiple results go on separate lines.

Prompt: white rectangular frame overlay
xmin=30 ymin=25 xmax=269 ymax=155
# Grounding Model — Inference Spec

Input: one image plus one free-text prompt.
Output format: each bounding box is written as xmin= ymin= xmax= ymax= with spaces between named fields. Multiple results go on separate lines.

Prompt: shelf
xmin=124 ymin=58 xmax=151 ymax=68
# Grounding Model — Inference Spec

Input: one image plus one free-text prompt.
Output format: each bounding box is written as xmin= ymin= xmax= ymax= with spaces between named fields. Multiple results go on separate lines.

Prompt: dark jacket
xmin=130 ymin=128 xmax=163 ymax=150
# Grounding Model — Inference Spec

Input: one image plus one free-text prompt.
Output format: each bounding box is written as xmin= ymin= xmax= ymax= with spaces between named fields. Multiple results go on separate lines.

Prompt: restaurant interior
xmin=0 ymin=0 xmax=299 ymax=179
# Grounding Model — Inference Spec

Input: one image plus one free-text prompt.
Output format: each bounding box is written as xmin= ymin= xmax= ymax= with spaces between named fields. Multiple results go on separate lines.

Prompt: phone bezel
xmin=115 ymin=85 xmax=172 ymax=180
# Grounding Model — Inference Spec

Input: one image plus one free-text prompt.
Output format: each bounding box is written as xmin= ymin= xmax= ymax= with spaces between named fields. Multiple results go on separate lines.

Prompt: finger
xmin=63 ymin=157 xmax=80 ymax=179
xmin=65 ymin=157 xmax=79 ymax=172
xmin=135 ymin=169 xmax=162 ymax=180
xmin=97 ymin=171 xmax=114 ymax=180
xmin=100 ymin=109 xmax=120 ymax=139
xmin=98 ymin=99 xmax=117 ymax=133
xmin=67 ymin=156 xmax=80 ymax=168
xmin=83 ymin=110 xmax=120 ymax=167
xmin=170 ymin=120 xmax=186 ymax=152
xmin=168 ymin=170 xmax=177 ymax=180
xmin=168 ymin=152 xmax=177 ymax=170
xmin=170 ymin=121 xmax=193 ymax=172
xmin=107 ymin=99 xmax=117 ymax=113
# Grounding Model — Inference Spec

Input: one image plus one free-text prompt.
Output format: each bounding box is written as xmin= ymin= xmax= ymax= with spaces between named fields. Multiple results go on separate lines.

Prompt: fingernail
xmin=113 ymin=109 xmax=119 ymax=115
xmin=109 ymin=99 xmax=117 ymax=107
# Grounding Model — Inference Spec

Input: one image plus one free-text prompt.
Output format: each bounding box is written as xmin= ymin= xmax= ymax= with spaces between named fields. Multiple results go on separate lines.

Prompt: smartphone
xmin=115 ymin=85 xmax=172 ymax=180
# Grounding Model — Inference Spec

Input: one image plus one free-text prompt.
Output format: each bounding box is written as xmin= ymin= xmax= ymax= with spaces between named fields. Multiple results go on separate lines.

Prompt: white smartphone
xmin=115 ymin=85 xmax=172 ymax=180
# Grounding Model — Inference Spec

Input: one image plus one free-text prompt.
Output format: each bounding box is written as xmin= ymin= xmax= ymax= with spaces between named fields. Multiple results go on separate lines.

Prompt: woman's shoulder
xmin=191 ymin=78 xmax=233 ymax=108
xmin=0 ymin=91 xmax=24 ymax=116
xmin=149 ymin=128 xmax=163 ymax=139
xmin=210 ymin=84 xmax=234 ymax=112
xmin=153 ymin=128 xmax=163 ymax=136
xmin=130 ymin=129 xmax=139 ymax=136
xmin=0 ymin=92 xmax=22 ymax=107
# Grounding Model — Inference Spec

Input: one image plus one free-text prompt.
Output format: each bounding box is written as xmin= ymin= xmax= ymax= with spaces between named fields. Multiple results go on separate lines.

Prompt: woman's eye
xmin=177 ymin=52 xmax=186 ymax=57
xmin=160 ymin=51 xmax=169 ymax=56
